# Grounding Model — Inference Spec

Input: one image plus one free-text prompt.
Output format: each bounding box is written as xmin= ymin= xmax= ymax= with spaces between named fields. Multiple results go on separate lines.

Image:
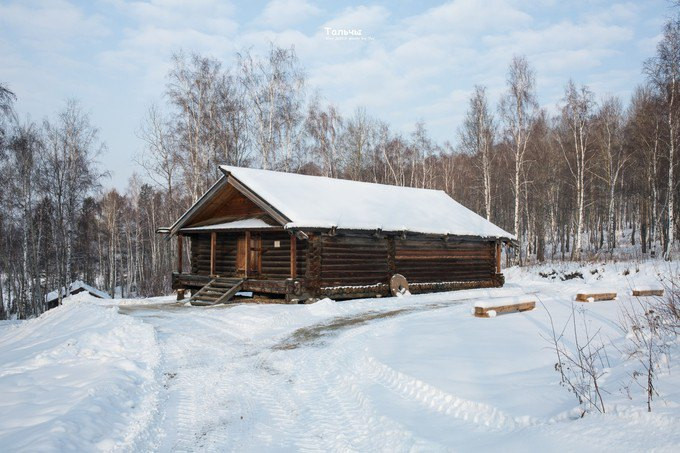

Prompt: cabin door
xmin=236 ymin=233 xmax=261 ymax=277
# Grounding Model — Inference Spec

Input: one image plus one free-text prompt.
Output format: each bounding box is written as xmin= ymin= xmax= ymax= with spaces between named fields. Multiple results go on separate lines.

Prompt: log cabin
xmin=159 ymin=166 xmax=515 ymax=305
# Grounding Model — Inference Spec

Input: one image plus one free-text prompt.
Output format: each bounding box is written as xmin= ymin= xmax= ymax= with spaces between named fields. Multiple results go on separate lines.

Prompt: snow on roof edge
xmin=181 ymin=218 xmax=278 ymax=231
xmin=46 ymin=280 xmax=111 ymax=302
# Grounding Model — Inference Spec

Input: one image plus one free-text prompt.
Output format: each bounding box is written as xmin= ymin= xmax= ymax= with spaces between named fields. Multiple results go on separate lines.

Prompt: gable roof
xmin=212 ymin=166 xmax=514 ymax=240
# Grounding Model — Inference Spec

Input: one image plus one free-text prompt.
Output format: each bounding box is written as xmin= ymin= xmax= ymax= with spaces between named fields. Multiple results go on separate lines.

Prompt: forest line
xmin=0 ymin=15 xmax=679 ymax=319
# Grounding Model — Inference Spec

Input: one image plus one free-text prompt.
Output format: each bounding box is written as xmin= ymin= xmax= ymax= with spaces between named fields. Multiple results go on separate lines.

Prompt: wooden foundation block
xmin=575 ymin=292 xmax=617 ymax=302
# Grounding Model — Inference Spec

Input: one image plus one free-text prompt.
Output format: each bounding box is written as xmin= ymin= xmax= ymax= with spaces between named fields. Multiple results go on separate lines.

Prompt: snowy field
xmin=1 ymin=261 xmax=679 ymax=452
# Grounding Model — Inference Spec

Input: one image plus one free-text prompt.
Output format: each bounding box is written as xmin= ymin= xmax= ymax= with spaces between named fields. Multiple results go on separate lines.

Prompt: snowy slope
xmin=1 ymin=261 xmax=679 ymax=451
xmin=220 ymin=166 xmax=514 ymax=238
xmin=0 ymin=294 xmax=161 ymax=451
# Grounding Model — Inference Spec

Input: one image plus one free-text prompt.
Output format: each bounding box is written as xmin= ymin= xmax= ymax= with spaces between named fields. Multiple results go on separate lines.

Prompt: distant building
xmin=160 ymin=166 xmax=515 ymax=305
xmin=46 ymin=281 xmax=111 ymax=309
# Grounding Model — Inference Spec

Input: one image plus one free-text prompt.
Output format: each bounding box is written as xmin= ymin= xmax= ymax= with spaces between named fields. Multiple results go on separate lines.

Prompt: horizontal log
xmin=399 ymin=271 xmax=492 ymax=277
xmin=396 ymin=267 xmax=493 ymax=274
xmin=395 ymin=253 xmax=492 ymax=260
xmin=474 ymin=301 xmax=535 ymax=318
xmin=322 ymin=249 xmax=388 ymax=255
xmin=400 ymin=272 xmax=490 ymax=279
xmin=395 ymin=268 xmax=493 ymax=275
xmin=321 ymin=261 xmax=387 ymax=271
xmin=575 ymin=292 xmax=617 ymax=302
xmin=322 ymin=247 xmax=388 ymax=253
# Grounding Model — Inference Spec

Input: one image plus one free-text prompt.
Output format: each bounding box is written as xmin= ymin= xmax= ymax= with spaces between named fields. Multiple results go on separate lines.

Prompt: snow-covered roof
xmin=46 ymin=280 xmax=111 ymax=302
xmin=181 ymin=218 xmax=276 ymax=232
xmin=220 ymin=166 xmax=514 ymax=239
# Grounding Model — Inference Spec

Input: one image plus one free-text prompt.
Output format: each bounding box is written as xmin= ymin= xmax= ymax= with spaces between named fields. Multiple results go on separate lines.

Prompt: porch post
xmin=496 ymin=241 xmax=502 ymax=274
xmin=244 ymin=231 xmax=250 ymax=278
xmin=210 ymin=232 xmax=217 ymax=277
xmin=177 ymin=234 xmax=183 ymax=274
xmin=290 ymin=235 xmax=297 ymax=279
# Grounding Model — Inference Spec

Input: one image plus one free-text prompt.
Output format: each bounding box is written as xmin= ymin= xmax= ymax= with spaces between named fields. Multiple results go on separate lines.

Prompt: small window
xmin=274 ymin=240 xmax=281 ymax=248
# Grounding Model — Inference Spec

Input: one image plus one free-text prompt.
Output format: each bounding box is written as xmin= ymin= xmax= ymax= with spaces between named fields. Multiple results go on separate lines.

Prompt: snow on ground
xmin=1 ymin=260 xmax=679 ymax=451
xmin=0 ymin=293 xmax=162 ymax=451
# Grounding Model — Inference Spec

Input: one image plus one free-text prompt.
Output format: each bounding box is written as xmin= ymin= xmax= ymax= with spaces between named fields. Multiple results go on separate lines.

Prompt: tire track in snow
xmin=277 ymin=315 xmax=440 ymax=452
xmin=130 ymin=294 xmax=531 ymax=451
xmin=150 ymin=312 xmax=257 ymax=452
xmin=361 ymin=356 xmax=540 ymax=431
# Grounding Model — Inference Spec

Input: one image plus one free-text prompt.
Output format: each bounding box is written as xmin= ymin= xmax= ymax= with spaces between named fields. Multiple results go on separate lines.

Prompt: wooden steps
xmin=189 ymin=277 xmax=245 ymax=306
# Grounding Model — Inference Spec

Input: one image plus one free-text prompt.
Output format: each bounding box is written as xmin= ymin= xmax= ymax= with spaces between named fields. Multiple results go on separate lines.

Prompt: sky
xmin=0 ymin=0 xmax=671 ymax=190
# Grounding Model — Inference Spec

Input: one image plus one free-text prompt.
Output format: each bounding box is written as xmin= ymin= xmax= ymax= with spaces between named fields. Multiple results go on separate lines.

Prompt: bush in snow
xmin=543 ymin=301 xmax=609 ymax=416
xmin=619 ymin=278 xmax=680 ymax=412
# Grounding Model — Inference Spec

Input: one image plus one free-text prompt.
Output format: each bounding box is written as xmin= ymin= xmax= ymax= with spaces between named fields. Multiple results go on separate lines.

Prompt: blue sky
xmin=0 ymin=0 xmax=670 ymax=189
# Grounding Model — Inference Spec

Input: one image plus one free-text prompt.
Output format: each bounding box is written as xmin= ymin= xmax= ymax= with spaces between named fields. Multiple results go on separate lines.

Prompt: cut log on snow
xmin=575 ymin=291 xmax=617 ymax=302
xmin=632 ymin=287 xmax=664 ymax=297
xmin=474 ymin=296 xmax=536 ymax=318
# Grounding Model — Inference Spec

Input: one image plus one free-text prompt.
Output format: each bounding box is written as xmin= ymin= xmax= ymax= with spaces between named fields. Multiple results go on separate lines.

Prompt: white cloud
xmin=0 ymin=0 xmax=108 ymax=50
xmin=321 ymin=5 xmax=390 ymax=35
xmin=404 ymin=0 xmax=532 ymax=35
xmin=0 ymin=0 xmax=666 ymax=185
xmin=256 ymin=0 xmax=321 ymax=30
xmin=98 ymin=0 xmax=241 ymax=89
xmin=115 ymin=0 xmax=238 ymax=34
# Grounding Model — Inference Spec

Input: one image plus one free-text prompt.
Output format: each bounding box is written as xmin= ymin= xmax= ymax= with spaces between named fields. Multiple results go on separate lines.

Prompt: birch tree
xmin=557 ymin=81 xmax=595 ymax=260
xmin=460 ymin=85 xmax=495 ymax=220
xmin=628 ymin=87 xmax=663 ymax=254
xmin=305 ymin=98 xmax=343 ymax=178
xmin=645 ymin=15 xmax=680 ymax=260
xmin=594 ymin=96 xmax=628 ymax=252
xmin=5 ymin=122 xmax=42 ymax=318
xmin=42 ymin=100 xmax=104 ymax=304
xmin=343 ymin=107 xmax=374 ymax=181
xmin=499 ymin=56 xmax=538 ymax=263
xmin=239 ymin=44 xmax=305 ymax=171
xmin=167 ymin=53 xmax=223 ymax=201
xmin=137 ymin=104 xmax=181 ymax=214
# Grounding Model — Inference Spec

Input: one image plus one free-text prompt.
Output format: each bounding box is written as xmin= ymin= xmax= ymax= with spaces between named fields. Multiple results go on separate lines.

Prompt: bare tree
xmin=645 ymin=15 xmax=680 ymax=260
xmin=42 ymin=100 xmax=104 ymax=305
xmin=594 ymin=96 xmax=628 ymax=252
xmin=343 ymin=107 xmax=374 ymax=181
xmin=499 ymin=56 xmax=538 ymax=263
xmin=627 ymin=87 xmax=663 ymax=255
xmin=137 ymin=104 xmax=181 ymax=211
xmin=461 ymin=85 xmax=495 ymax=220
xmin=5 ymin=122 xmax=43 ymax=318
xmin=557 ymin=81 xmax=595 ymax=260
xmin=239 ymin=44 xmax=305 ymax=171
xmin=167 ymin=52 xmax=234 ymax=201
xmin=305 ymin=97 xmax=343 ymax=178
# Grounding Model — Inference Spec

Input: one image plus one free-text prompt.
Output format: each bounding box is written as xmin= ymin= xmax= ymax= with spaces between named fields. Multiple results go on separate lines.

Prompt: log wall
xmin=189 ymin=231 xmax=306 ymax=279
xmin=394 ymin=238 xmax=495 ymax=283
xmin=319 ymin=236 xmax=389 ymax=287
xmin=186 ymin=231 xmax=499 ymax=299
xmin=259 ymin=232 xmax=307 ymax=279
xmin=190 ymin=233 xmax=238 ymax=276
